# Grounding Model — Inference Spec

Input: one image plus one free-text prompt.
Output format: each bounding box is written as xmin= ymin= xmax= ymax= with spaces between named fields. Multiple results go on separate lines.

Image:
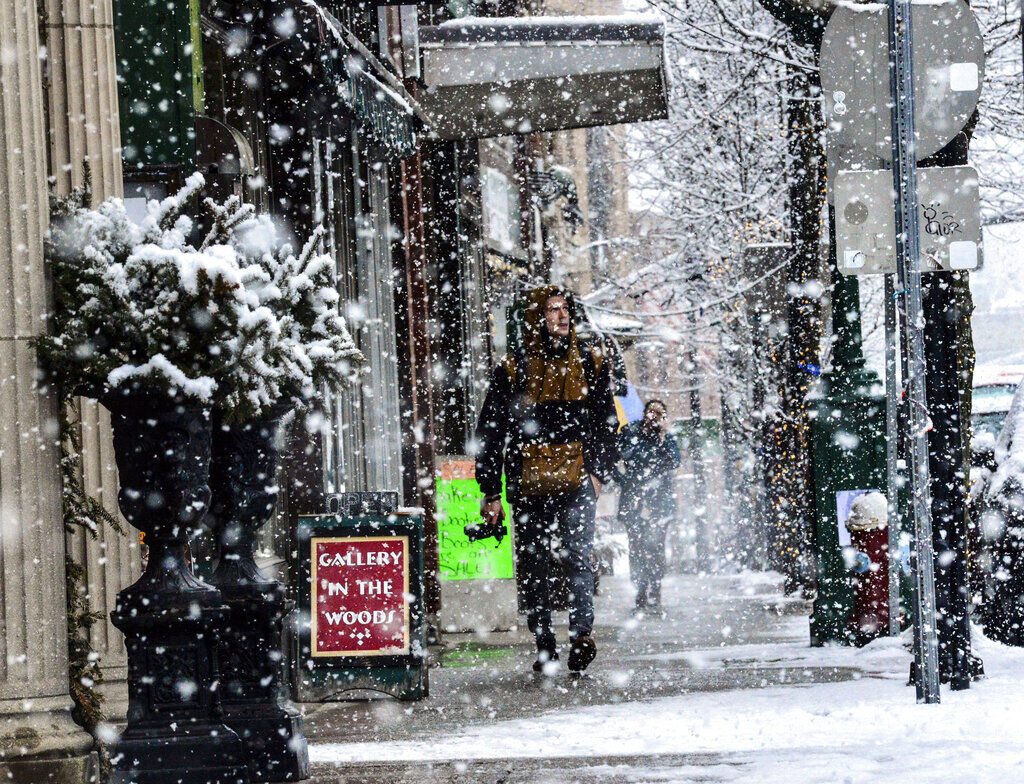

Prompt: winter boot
xmin=568 ymin=635 xmax=597 ymax=673
xmin=647 ymin=583 xmax=662 ymax=612
xmin=634 ymin=584 xmax=649 ymax=614
xmin=533 ymin=632 xmax=559 ymax=674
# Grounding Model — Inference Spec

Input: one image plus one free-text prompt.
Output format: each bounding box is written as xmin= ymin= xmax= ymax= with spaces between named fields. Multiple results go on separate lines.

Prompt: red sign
xmin=310 ymin=536 xmax=410 ymax=657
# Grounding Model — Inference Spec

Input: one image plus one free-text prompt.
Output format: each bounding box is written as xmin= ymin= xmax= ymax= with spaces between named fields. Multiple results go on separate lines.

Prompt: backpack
xmin=506 ymin=346 xmax=602 ymax=496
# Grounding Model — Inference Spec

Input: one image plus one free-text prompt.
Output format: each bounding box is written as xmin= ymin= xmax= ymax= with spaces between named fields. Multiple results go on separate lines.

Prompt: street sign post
xmin=835 ymin=166 xmax=982 ymax=275
xmin=883 ymin=275 xmax=903 ymax=639
xmin=820 ymin=0 xmax=984 ymax=164
xmin=820 ymin=0 xmax=985 ymax=700
xmin=887 ymin=0 xmax=942 ymax=704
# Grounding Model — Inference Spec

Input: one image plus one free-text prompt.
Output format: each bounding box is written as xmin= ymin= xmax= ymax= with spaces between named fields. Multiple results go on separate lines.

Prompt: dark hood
xmin=521 ymin=284 xmax=579 ymax=358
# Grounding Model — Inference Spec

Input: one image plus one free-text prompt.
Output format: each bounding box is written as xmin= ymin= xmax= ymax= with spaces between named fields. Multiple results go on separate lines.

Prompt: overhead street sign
xmin=820 ymin=0 xmax=984 ymax=162
xmin=835 ymin=166 xmax=982 ymax=275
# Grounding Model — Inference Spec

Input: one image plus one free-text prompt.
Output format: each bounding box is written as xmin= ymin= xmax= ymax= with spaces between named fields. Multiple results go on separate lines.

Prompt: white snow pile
xmin=41 ymin=173 xmax=362 ymax=417
xmin=310 ymin=629 xmax=1024 ymax=783
xmin=977 ymin=377 xmax=1024 ymax=548
xmin=987 ymin=378 xmax=1024 ymax=504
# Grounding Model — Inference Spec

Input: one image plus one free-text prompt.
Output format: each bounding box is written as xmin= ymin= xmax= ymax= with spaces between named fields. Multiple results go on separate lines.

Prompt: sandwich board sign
xmin=310 ymin=536 xmax=411 ymax=657
xmin=295 ymin=511 xmax=427 ymax=701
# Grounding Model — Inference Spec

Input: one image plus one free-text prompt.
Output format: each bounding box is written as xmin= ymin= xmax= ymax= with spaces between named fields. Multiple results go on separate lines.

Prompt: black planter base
xmin=100 ymin=393 xmax=252 ymax=783
xmin=217 ymin=582 xmax=309 ymax=782
xmin=224 ymin=708 xmax=308 ymax=782
xmin=206 ymin=406 xmax=307 ymax=781
xmin=111 ymin=591 xmax=251 ymax=784
xmin=110 ymin=724 xmax=249 ymax=784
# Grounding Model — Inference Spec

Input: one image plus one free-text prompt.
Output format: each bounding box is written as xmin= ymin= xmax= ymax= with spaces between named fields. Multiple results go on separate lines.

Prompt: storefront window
xmin=481 ymin=167 xmax=522 ymax=254
xmin=314 ymin=127 xmax=403 ymax=499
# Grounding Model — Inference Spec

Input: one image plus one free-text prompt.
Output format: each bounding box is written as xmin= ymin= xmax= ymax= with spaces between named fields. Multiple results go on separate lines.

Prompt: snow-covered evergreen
xmin=40 ymin=174 xmax=362 ymax=418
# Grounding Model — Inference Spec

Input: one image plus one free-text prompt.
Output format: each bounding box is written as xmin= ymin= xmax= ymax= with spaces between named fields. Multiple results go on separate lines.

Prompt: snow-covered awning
xmin=307 ymin=2 xmax=421 ymax=157
xmin=418 ymin=15 xmax=668 ymax=140
xmin=585 ymin=307 xmax=644 ymax=347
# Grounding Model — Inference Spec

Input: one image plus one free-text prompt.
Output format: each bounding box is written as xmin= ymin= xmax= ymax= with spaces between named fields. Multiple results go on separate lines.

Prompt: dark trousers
xmin=619 ymin=487 xmax=671 ymax=603
xmin=513 ymin=484 xmax=597 ymax=642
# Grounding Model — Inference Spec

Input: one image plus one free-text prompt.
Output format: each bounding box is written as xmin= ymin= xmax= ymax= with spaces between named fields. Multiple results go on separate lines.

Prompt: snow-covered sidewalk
xmin=307 ymin=572 xmax=1024 ymax=783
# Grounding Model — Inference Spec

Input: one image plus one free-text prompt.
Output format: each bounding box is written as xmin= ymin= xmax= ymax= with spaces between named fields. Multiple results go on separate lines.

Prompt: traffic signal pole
xmin=886 ymin=0 xmax=942 ymax=703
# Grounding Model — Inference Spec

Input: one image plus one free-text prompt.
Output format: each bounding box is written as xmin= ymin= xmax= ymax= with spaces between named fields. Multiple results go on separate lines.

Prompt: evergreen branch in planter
xmin=60 ymin=405 xmax=124 ymax=776
xmin=40 ymin=173 xmax=365 ymax=781
xmin=38 ymin=172 xmax=363 ymax=418
xmin=39 ymin=171 xmax=365 ymax=736
xmin=192 ymin=195 xmax=365 ymax=421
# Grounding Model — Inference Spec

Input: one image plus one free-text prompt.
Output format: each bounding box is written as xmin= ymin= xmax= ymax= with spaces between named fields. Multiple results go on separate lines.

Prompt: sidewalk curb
xmin=309 ymin=751 xmax=736 ymax=783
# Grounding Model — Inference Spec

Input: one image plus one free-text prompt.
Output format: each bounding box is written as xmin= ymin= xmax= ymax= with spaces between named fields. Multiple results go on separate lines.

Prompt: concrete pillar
xmin=42 ymin=0 xmax=140 ymax=721
xmin=0 ymin=0 xmax=97 ymax=779
xmin=67 ymin=402 xmax=139 ymax=720
xmin=43 ymin=0 xmax=123 ymax=197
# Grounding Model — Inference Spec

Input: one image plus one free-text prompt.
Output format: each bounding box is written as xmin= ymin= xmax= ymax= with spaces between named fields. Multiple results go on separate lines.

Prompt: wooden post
xmin=395 ymin=85 xmax=442 ymax=619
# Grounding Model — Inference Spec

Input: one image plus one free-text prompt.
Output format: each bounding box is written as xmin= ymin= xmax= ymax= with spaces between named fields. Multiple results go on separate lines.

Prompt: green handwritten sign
xmin=436 ymin=461 xmax=514 ymax=581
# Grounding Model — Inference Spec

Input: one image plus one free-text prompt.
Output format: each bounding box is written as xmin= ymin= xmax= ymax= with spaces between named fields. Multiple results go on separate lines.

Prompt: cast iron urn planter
xmin=100 ymin=388 xmax=249 ymax=784
xmin=207 ymin=406 xmax=309 ymax=782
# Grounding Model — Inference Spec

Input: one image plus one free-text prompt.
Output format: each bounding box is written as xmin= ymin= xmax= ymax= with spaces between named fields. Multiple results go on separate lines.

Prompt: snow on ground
xmin=311 ymin=620 xmax=1024 ymax=783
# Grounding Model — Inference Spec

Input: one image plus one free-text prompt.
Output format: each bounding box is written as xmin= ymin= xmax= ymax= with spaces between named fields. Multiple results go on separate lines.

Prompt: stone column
xmin=42 ymin=0 xmax=140 ymax=721
xmin=0 ymin=0 xmax=97 ymax=779
xmin=43 ymin=0 xmax=123 ymax=197
xmin=66 ymin=403 xmax=139 ymax=720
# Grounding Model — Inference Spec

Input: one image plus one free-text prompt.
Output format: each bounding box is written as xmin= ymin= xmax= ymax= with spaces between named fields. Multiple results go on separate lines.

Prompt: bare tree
xmin=584 ymin=0 xmax=823 ymax=579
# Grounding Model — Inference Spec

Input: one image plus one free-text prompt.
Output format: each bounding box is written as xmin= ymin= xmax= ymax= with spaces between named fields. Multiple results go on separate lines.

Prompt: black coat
xmin=615 ymin=422 xmax=681 ymax=494
xmin=474 ymin=286 xmax=619 ymax=501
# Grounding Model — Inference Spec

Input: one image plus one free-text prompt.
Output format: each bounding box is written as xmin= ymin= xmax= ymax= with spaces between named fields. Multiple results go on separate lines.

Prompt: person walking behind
xmin=475 ymin=286 xmax=619 ymax=674
xmin=616 ymin=399 xmax=681 ymax=614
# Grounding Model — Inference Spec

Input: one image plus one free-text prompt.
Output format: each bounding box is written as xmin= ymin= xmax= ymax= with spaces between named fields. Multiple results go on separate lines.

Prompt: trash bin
xmin=845 ymin=491 xmax=892 ymax=643
xmin=809 ymin=366 xmax=887 ymax=646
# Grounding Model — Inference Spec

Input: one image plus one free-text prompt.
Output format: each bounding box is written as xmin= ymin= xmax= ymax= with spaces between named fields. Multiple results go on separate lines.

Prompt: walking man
xmin=475 ymin=286 xmax=619 ymax=674
xmin=616 ymin=399 xmax=681 ymax=613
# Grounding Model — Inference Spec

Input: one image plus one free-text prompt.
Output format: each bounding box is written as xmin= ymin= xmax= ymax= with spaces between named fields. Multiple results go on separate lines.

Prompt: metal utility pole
xmin=886 ymin=0 xmax=941 ymax=703
xmin=883 ymin=275 xmax=902 ymax=638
